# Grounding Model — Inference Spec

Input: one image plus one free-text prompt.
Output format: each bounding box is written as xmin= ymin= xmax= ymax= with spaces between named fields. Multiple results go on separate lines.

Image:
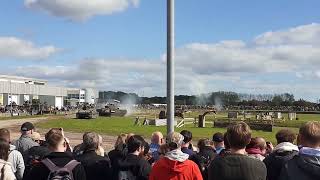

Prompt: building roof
xmin=0 ymin=75 xmax=47 ymax=83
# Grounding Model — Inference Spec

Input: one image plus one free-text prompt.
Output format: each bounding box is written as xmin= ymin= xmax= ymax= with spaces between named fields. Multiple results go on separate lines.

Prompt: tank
xmin=76 ymin=103 xmax=98 ymax=119
xmin=97 ymin=100 xmax=127 ymax=117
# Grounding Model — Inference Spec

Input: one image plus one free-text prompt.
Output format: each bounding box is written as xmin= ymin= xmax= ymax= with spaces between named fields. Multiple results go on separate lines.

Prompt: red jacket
xmin=149 ymin=157 xmax=203 ymax=180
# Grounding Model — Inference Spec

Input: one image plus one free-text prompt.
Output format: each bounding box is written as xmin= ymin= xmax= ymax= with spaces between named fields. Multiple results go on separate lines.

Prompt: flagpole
xmin=167 ymin=0 xmax=175 ymax=134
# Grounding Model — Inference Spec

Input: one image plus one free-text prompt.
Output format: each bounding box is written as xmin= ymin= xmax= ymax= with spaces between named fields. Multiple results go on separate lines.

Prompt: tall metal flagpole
xmin=167 ymin=0 xmax=175 ymax=134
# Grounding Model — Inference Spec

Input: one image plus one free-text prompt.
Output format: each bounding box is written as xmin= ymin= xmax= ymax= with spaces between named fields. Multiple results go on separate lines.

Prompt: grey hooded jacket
xmin=8 ymin=145 xmax=25 ymax=180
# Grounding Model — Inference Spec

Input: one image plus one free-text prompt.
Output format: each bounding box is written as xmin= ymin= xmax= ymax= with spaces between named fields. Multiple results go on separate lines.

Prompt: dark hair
xmin=0 ymin=128 xmax=10 ymax=142
xmin=45 ymin=129 xmax=64 ymax=148
xmin=197 ymin=138 xmax=212 ymax=151
xmin=226 ymin=122 xmax=251 ymax=149
xmin=276 ymin=129 xmax=296 ymax=144
xmin=0 ymin=138 xmax=9 ymax=161
xmin=127 ymin=135 xmax=145 ymax=153
xmin=224 ymin=133 xmax=230 ymax=150
xmin=143 ymin=141 xmax=150 ymax=156
xmin=180 ymin=130 xmax=192 ymax=143
xmin=83 ymin=132 xmax=99 ymax=151
xmin=299 ymin=121 xmax=320 ymax=146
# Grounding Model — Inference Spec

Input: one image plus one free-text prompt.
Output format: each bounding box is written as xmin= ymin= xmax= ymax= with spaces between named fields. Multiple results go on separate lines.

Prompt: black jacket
xmin=23 ymin=152 xmax=86 ymax=180
xmin=76 ymin=150 xmax=111 ymax=180
xmin=23 ymin=145 xmax=51 ymax=177
xmin=117 ymin=154 xmax=151 ymax=180
xmin=108 ymin=149 xmax=126 ymax=180
xmin=208 ymin=154 xmax=267 ymax=180
xmin=278 ymin=154 xmax=320 ymax=180
xmin=189 ymin=146 xmax=216 ymax=180
xmin=263 ymin=150 xmax=298 ymax=180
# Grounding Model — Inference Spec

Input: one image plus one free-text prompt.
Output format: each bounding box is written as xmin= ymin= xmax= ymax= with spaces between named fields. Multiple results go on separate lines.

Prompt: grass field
xmin=0 ymin=115 xmax=47 ymax=121
xmin=36 ymin=116 xmax=302 ymax=144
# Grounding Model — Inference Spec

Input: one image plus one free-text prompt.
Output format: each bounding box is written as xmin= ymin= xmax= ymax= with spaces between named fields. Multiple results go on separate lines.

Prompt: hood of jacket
xmin=9 ymin=144 xmax=16 ymax=151
xmin=296 ymin=154 xmax=320 ymax=178
xmin=165 ymin=149 xmax=189 ymax=162
xmin=274 ymin=142 xmax=299 ymax=152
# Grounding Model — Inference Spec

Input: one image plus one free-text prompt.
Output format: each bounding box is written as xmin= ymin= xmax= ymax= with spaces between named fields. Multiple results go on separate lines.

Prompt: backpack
xmin=118 ymin=170 xmax=136 ymax=180
xmin=198 ymin=155 xmax=212 ymax=180
xmin=42 ymin=158 xmax=80 ymax=180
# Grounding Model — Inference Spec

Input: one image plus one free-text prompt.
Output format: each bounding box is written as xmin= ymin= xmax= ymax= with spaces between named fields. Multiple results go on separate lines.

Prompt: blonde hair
xmin=115 ymin=133 xmax=128 ymax=150
xmin=299 ymin=121 xmax=320 ymax=146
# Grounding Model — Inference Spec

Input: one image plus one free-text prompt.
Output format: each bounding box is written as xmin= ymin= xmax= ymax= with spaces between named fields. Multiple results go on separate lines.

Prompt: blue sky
xmin=0 ymin=0 xmax=320 ymax=101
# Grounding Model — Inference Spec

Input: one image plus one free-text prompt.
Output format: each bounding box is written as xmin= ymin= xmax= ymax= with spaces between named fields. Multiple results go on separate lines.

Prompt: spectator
xmin=77 ymin=132 xmax=111 ymax=180
xmin=279 ymin=122 xmax=320 ymax=180
xmin=118 ymin=135 xmax=151 ymax=180
xmin=212 ymin=132 xmax=225 ymax=154
xmin=263 ymin=129 xmax=298 ymax=180
xmin=219 ymin=132 xmax=231 ymax=156
xmin=0 ymin=128 xmax=24 ymax=180
xmin=150 ymin=132 xmax=203 ymax=180
xmin=23 ymin=132 xmax=51 ymax=177
xmin=180 ymin=130 xmax=195 ymax=156
xmin=108 ymin=133 xmax=127 ymax=179
xmin=208 ymin=122 xmax=267 ymax=180
xmin=246 ymin=137 xmax=267 ymax=161
xmin=190 ymin=139 xmax=215 ymax=180
xmin=149 ymin=132 xmax=164 ymax=161
xmin=13 ymin=122 xmax=39 ymax=159
xmin=0 ymin=138 xmax=16 ymax=180
xmin=23 ymin=128 xmax=86 ymax=180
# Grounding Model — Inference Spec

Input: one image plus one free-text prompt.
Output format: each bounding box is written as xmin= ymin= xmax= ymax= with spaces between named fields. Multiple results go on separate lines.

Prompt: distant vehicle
xmin=97 ymin=100 xmax=127 ymax=117
xmin=76 ymin=103 xmax=98 ymax=119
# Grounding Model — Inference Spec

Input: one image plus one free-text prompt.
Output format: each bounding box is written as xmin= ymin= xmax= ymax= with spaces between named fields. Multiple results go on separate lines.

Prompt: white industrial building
xmin=0 ymin=75 xmax=97 ymax=109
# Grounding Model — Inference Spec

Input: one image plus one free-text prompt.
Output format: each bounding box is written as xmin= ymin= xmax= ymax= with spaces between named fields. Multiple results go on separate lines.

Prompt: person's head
xmin=0 ymin=128 xmax=10 ymax=143
xmin=20 ymin=122 xmax=35 ymax=136
xmin=127 ymin=135 xmax=145 ymax=155
xmin=197 ymin=138 xmax=212 ymax=151
xmin=246 ymin=137 xmax=267 ymax=155
xmin=298 ymin=121 xmax=320 ymax=148
xmin=0 ymin=138 xmax=10 ymax=161
xmin=151 ymin=131 xmax=164 ymax=145
xmin=126 ymin=133 xmax=135 ymax=143
xmin=45 ymin=128 xmax=66 ymax=152
xmin=98 ymin=135 xmax=103 ymax=146
xmin=115 ymin=133 xmax=127 ymax=150
xmin=212 ymin=132 xmax=224 ymax=148
xmin=276 ymin=129 xmax=296 ymax=144
xmin=83 ymin=132 xmax=100 ymax=151
xmin=166 ymin=132 xmax=185 ymax=151
xmin=180 ymin=130 xmax=192 ymax=147
xmin=226 ymin=122 xmax=251 ymax=150
xmin=30 ymin=132 xmax=43 ymax=144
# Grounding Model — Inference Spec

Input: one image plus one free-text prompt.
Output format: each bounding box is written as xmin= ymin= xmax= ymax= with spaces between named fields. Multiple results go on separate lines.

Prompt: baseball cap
xmin=166 ymin=132 xmax=184 ymax=148
xmin=21 ymin=122 xmax=35 ymax=131
xmin=212 ymin=132 xmax=224 ymax=142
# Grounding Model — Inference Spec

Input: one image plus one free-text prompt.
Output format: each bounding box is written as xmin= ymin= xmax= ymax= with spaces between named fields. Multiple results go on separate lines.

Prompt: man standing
xmin=263 ymin=129 xmax=299 ymax=180
xmin=0 ymin=128 xmax=25 ymax=180
xmin=212 ymin=132 xmax=225 ymax=154
xmin=150 ymin=132 xmax=203 ymax=180
xmin=149 ymin=131 xmax=164 ymax=161
xmin=13 ymin=122 xmax=39 ymax=159
xmin=279 ymin=122 xmax=320 ymax=180
xmin=208 ymin=122 xmax=267 ymax=180
xmin=180 ymin=130 xmax=195 ymax=156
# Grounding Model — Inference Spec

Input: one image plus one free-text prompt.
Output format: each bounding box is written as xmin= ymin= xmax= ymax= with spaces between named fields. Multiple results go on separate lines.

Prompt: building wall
xmin=39 ymin=95 xmax=55 ymax=106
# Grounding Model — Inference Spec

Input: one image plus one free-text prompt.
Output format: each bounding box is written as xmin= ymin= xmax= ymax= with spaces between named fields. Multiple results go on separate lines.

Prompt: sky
xmin=0 ymin=0 xmax=320 ymax=101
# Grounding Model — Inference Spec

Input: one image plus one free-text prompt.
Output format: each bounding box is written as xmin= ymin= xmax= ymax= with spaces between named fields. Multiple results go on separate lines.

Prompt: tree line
xmin=98 ymin=91 xmax=318 ymax=107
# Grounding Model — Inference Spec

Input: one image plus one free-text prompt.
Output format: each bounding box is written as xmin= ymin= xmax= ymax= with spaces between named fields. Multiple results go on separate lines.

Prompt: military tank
xmin=97 ymin=100 xmax=127 ymax=117
xmin=76 ymin=103 xmax=98 ymax=119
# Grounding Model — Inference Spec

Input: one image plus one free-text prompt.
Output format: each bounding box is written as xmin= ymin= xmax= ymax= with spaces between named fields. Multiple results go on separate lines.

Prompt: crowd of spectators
xmin=0 ymin=120 xmax=320 ymax=180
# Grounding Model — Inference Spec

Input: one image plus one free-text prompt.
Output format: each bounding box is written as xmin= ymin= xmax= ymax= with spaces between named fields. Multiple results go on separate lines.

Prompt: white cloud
xmin=24 ymin=0 xmax=140 ymax=21
xmin=0 ymin=37 xmax=59 ymax=60
xmin=6 ymin=23 xmax=320 ymax=100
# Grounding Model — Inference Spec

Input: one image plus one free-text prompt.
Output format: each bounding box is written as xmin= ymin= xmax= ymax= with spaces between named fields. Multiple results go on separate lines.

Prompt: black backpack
xmin=42 ymin=158 xmax=80 ymax=180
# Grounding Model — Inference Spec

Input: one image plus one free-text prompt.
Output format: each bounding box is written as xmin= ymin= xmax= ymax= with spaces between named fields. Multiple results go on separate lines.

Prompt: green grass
xmin=36 ymin=116 xmax=301 ymax=144
xmin=0 ymin=115 xmax=46 ymax=121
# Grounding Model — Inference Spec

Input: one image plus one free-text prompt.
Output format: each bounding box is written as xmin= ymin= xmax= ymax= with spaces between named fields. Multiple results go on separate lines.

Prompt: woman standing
xmin=0 ymin=138 xmax=16 ymax=180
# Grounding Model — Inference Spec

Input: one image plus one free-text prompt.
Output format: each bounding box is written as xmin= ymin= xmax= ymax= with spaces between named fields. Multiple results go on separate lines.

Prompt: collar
xmin=299 ymin=147 xmax=320 ymax=157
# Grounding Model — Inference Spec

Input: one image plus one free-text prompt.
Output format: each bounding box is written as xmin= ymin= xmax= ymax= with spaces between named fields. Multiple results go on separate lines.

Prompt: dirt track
xmin=0 ymin=117 xmax=117 ymax=152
